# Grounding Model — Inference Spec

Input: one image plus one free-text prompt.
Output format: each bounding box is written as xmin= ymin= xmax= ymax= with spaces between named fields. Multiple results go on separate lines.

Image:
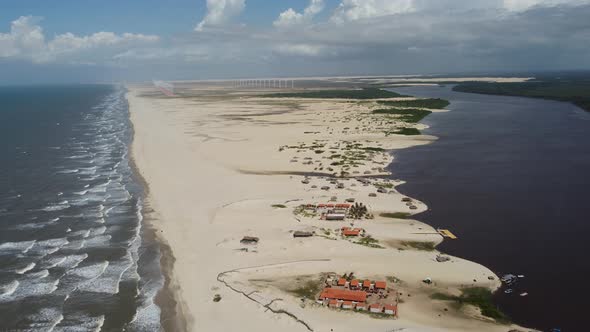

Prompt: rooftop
xmin=319 ymin=288 xmax=367 ymax=303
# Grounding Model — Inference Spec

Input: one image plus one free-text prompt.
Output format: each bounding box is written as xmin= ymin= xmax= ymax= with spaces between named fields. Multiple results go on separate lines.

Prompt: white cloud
xmin=331 ymin=0 xmax=415 ymax=22
xmin=196 ymin=0 xmax=246 ymax=31
xmin=0 ymin=16 xmax=159 ymax=63
xmin=274 ymin=43 xmax=326 ymax=56
xmin=274 ymin=0 xmax=325 ymax=28
xmin=503 ymin=0 xmax=590 ymax=11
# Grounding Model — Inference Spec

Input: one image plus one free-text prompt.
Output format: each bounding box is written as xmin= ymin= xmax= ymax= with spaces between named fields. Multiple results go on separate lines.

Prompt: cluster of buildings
xmin=316 ymin=275 xmax=398 ymax=316
xmin=299 ymin=203 xmax=354 ymax=221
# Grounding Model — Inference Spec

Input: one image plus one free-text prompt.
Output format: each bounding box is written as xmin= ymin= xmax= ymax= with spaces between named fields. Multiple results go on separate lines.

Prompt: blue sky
xmin=1 ymin=0 xmax=590 ymax=84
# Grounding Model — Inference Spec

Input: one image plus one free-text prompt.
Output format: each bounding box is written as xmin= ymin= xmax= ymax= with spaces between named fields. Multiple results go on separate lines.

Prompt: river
xmin=388 ymin=85 xmax=590 ymax=331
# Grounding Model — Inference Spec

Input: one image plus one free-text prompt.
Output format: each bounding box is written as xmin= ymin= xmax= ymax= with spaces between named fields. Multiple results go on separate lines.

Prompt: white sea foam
xmin=68 ymin=229 xmax=91 ymax=238
xmin=0 ymin=280 xmax=19 ymax=297
xmin=84 ymin=235 xmax=111 ymax=247
xmin=73 ymin=190 xmax=88 ymax=195
xmin=28 ymin=269 xmax=50 ymax=279
xmin=42 ymin=202 xmax=70 ymax=212
xmin=88 ymin=226 xmax=106 ymax=237
xmin=63 ymin=239 xmax=85 ymax=250
xmin=0 ymin=240 xmax=36 ymax=254
xmin=68 ymin=261 xmax=109 ymax=279
xmin=60 ymin=255 xmax=88 ymax=270
xmin=22 ymin=307 xmax=63 ymax=332
xmin=69 ymin=198 xmax=89 ymax=207
xmin=52 ymin=314 xmax=105 ymax=332
xmin=15 ymin=262 xmax=36 ymax=274
xmin=56 ymin=169 xmax=79 ymax=174
xmin=28 ymin=238 xmax=69 ymax=257
xmin=38 ymin=256 xmax=67 ymax=269
xmin=3 ymin=276 xmax=60 ymax=301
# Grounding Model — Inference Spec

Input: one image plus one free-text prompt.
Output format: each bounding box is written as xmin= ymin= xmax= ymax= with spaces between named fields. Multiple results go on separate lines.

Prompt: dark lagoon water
xmin=388 ymin=85 xmax=590 ymax=331
xmin=0 ymin=85 xmax=163 ymax=331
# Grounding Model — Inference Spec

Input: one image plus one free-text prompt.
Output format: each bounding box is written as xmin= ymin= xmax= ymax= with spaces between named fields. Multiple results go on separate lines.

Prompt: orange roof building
xmin=369 ymin=304 xmax=383 ymax=313
xmin=384 ymin=304 xmax=397 ymax=315
xmin=375 ymin=281 xmax=387 ymax=289
xmin=341 ymin=227 xmax=362 ymax=236
xmin=355 ymin=303 xmax=367 ymax=311
xmin=337 ymin=278 xmax=347 ymax=286
xmin=328 ymin=299 xmax=340 ymax=308
xmin=350 ymin=279 xmax=359 ymax=288
xmin=341 ymin=301 xmax=353 ymax=309
xmin=362 ymin=280 xmax=372 ymax=289
xmin=319 ymin=288 xmax=367 ymax=303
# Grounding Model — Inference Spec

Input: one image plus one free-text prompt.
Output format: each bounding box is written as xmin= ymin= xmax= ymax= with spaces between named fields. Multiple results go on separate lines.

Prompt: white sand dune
xmin=128 ymin=83 xmax=529 ymax=332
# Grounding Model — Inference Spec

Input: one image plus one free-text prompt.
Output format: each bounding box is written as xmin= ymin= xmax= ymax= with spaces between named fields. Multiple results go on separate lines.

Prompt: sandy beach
xmin=127 ymin=82 xmax=528 ymax=332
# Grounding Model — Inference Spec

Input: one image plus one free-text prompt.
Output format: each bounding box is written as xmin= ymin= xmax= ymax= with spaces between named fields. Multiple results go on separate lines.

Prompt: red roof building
xmin=350 ymin=279 xmax=359 ymax=288
xmin=362 ymin=280 xmax=372 ymax=289
xmin=341 ymin=301 xmax=353 ymax=309
xmin=328 ymin=299 xmax=340 ymax=308
xmin=369 ymin=304 xmax=383 ymax=313
xmin=384 ymin=304 xmax=397 ymax=315
xmin=355 ymin=303 xmax=367 ymax=311
xmin=341 ymin=227 xmax=362 ymax=236
xmin=375 ymin=281 xmax=387 ymax=289
xmin=319 ymin=288 xmax=367 ymax=303
xmin=337 ymin=278 xmax=347 ymax=286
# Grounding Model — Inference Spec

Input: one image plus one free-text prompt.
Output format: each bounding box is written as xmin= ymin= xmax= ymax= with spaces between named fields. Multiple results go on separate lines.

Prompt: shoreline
xmin=126 ymin=83 xmax=528 ymax=331
xmin=126 ymin=93 xmax=189 ymax=332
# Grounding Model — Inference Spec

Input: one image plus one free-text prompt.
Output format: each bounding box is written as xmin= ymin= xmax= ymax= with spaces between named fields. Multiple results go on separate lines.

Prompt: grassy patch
xmin=401 ymin=241 xmax=436 ymax=251
xmin=431 ymin=287 xmax=509 ymax=322
xmin=373 ymin=108 xmax=432 ymax=123
xmin=288 ymin=279 xmax=324 ymax=300
xmin=354 ymin=236 xmax=384 ymax=249
xmin=380 ymin=212 xmax=411 ymax=219
xmin=374 ymin=182 xmax=394 ymax=189
xmin=387 ymin=128 xmax=421 ymax=136
xmin=272 ymin=204 xmax=287 ymax=208
xmin=361 ymin=146 xmax=386 ymax=152
xmin=264 ymin=88 xmax=405 ymax=99
xmin=379 ymin=98 xmax=449 ymax=109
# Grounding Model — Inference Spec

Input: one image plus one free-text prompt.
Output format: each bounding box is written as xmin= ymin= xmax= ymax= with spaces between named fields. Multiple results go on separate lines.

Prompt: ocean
xmin=0 ymin=85 xmax=163 ymax=331
xmin=389 ymin=85 xmax=590 ymax=331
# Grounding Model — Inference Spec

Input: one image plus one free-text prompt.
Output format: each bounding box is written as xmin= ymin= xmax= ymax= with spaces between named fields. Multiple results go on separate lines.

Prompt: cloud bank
xmin=0 ymin=16 xmax=159 ymax=64
xmin=1 ymin=0 xmax=590 ymax=82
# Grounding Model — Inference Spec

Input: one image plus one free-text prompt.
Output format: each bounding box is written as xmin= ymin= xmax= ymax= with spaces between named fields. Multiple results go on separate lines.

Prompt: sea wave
xmin=0 ymin=240 xmax=36 ymax=254
xmin=0 ymin=280 xmax=19 ymax=297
